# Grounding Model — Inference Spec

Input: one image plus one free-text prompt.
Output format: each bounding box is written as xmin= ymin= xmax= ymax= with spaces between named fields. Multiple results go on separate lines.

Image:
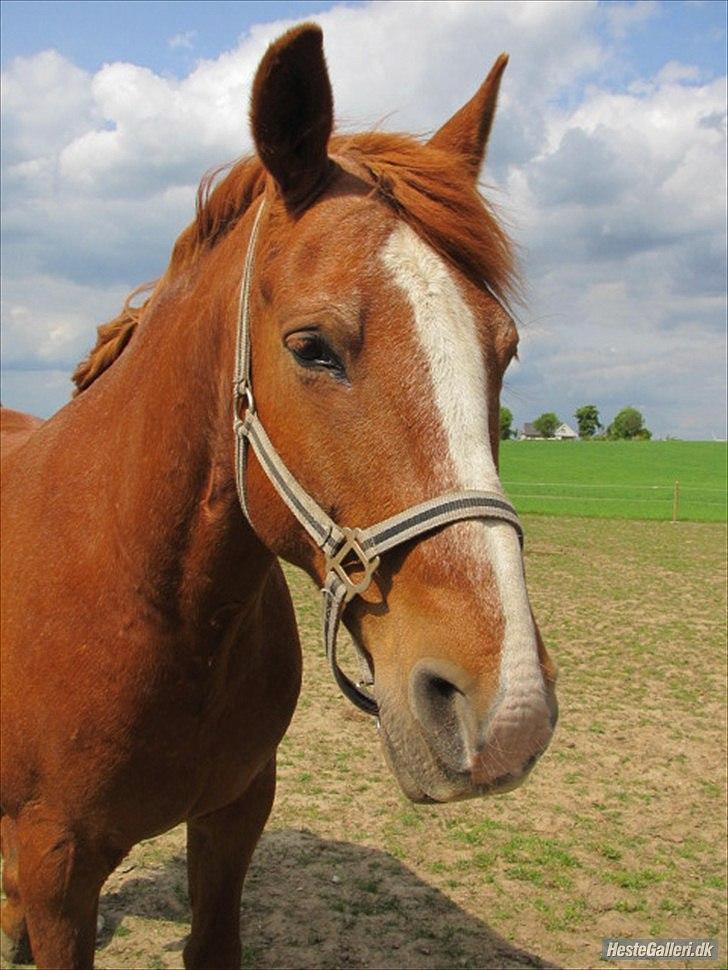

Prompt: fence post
xmin=672 ymin=480 xmax=680 ymax=523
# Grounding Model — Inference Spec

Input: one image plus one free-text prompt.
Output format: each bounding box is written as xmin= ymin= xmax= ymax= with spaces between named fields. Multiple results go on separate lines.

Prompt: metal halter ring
xmin=325 ymin=527 xmax=381 ymax=603
xmin=233 ymin=379 xmax=255 ymax=419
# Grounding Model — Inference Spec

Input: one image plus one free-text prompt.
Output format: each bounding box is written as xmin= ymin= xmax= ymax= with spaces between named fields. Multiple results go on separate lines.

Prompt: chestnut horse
xmin=0 ymin=24 xmax=557 ymax=970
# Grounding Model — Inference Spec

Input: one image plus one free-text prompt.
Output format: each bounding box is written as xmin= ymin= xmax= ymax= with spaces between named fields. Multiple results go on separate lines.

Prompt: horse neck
xmin=80 ymin=241 xmax=272 ymax=630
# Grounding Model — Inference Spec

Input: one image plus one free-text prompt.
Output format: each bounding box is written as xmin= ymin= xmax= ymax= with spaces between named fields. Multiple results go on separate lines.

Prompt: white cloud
xmin=0 ymin=0 xmax=725 ymax=436
xmin=604 ymin=0 xmax=659 ymax=40
xmin=169 ymin=30 xmax=197 ymax=50
xmin=1 ymin=274 xmax=130 ymax=369
xmin=1 ymin=50 xmax=96 ymax=167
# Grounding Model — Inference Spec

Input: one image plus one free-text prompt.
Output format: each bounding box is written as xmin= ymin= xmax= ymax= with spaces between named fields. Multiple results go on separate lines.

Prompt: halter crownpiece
xmin=233 ymin=199 xmax=524 ymax=716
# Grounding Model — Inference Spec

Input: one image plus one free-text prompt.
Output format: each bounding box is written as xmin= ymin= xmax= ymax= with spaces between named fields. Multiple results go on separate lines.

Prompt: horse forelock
xmin=334 ymin=132 xmax=518 ymax=304
xmin=73 ymin=130 xmax=517 ymax=395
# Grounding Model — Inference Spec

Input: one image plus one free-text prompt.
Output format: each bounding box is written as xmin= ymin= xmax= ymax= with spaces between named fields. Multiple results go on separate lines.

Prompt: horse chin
xmin=375 ymin=694 xmax=536 ymax=804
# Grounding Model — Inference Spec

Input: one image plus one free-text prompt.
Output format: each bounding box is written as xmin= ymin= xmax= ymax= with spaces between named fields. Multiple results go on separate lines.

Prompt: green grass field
xmin=499 ymin=440 xmax=727 ymax=522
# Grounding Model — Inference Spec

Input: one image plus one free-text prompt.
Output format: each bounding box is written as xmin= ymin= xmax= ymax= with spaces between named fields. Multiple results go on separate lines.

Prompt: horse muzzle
xmin=375 ymin=659 xmax=558 ymax=803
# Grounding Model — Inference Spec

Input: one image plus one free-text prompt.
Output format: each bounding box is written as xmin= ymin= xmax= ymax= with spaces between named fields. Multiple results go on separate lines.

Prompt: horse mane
xmin=73 ymin=132 xmax=516 ymax=395
xmin=71 ymin=282 xmax=155 ymax=395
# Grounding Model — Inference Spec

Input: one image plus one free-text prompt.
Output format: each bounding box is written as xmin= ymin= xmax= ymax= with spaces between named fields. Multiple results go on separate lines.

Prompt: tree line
xmin=499 ymin=405 xmax=652 ymax=441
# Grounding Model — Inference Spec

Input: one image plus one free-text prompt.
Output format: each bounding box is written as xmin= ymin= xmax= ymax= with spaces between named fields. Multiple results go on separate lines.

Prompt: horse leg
xmin=1 ymin=814 xmax=32 ymax=965
xmin=184 ymin=758 xmax=276 ymax=970
xmin=14 ymin=812 xmax=111 ymax=970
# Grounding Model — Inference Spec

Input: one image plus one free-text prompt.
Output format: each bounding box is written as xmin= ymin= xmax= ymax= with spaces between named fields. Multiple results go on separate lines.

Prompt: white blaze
xmin=380 ymin=223 xmax=544 ymax=706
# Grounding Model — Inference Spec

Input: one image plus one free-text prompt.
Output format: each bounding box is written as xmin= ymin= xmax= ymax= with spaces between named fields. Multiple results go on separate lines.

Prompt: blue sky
xmin=2 ymin=0 xmax=725 ymax=84
xmin=594 ymin=0 xmax=726 ymax=81
xmin=0 ymin=1 xmax=361 ymax=73
xmin=1 ymin=1 xmax=726 ymax=437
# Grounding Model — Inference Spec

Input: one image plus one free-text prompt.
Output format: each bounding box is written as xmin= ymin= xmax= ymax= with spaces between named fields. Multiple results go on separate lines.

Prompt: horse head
xmin=231 ymin=24 xmax=557 ymax=802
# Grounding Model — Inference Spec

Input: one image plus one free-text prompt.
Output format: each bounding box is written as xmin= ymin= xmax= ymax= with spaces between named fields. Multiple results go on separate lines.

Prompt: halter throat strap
xmin=233 ymin=199 xmax=523 ymax=717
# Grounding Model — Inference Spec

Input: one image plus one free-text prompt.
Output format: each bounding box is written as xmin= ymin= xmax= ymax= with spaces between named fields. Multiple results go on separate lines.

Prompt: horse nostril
xmin=411 ymin=670 xmax=461 ymax=724
xmin=409 ymin=665 xmax=470 ymax=771
xmin=429 ymin=675 xmax=459 ymax=703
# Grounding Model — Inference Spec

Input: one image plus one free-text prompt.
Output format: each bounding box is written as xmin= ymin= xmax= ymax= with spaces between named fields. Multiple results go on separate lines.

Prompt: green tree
xmin=607 ymin=406 xmax=651 ymax=440
xmin=574 ymin=404 xmax=602 ymax=439
xmin=533 ymin=412 xmax=559 ymax=438
xmin=499 ymin=406 xmax=514 ymax=440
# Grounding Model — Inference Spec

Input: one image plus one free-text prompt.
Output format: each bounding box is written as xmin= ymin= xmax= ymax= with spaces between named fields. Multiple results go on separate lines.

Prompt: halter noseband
xmin=233 ymin=199 xmax=523 ymax=717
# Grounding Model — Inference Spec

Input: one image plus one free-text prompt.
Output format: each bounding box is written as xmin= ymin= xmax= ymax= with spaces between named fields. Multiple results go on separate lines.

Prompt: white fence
xmin=501 ymin=481 xmax=727 ymax=522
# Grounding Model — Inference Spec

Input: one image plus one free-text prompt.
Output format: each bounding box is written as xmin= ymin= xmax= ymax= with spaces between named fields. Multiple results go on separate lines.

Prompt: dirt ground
xmin=3 ymin=517 xmax=726 ymax=969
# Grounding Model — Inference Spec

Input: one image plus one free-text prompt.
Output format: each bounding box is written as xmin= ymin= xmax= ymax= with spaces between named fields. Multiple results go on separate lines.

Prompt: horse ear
xmin=428 ymin=53 xmax=508 ymax=180
xmin=250 ymin=24 xmax=334 ymax=208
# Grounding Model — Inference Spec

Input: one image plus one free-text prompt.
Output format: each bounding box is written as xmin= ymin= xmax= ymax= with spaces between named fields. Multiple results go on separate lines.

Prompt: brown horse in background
xmin=0 ymin=409 xmax=44 ymax=459
xmin=1 ymin=25 xmax=557 ymax=969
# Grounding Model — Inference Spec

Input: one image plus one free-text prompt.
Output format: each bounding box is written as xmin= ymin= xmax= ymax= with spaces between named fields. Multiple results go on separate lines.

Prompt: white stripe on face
xmin=380 ymin=223 xmax=544 ymax=706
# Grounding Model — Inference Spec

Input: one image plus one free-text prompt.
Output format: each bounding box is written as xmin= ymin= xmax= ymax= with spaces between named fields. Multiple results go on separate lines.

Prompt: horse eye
xmin=287 ymin=333 xmax=346 ymax=377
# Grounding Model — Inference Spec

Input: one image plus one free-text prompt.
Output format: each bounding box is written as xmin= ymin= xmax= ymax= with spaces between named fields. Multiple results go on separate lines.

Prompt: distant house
xmin=554 ymin=423 xmax=578 ymax=440
xmin=520 ymin=423 xmax=541 ymax=440
xmin=519 ymin=421 xmax=578 ymax=440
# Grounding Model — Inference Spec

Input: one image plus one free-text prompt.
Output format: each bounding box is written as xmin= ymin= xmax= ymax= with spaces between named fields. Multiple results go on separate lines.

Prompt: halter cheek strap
xmin=233 ymin=199 xmax=523 ymax=717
